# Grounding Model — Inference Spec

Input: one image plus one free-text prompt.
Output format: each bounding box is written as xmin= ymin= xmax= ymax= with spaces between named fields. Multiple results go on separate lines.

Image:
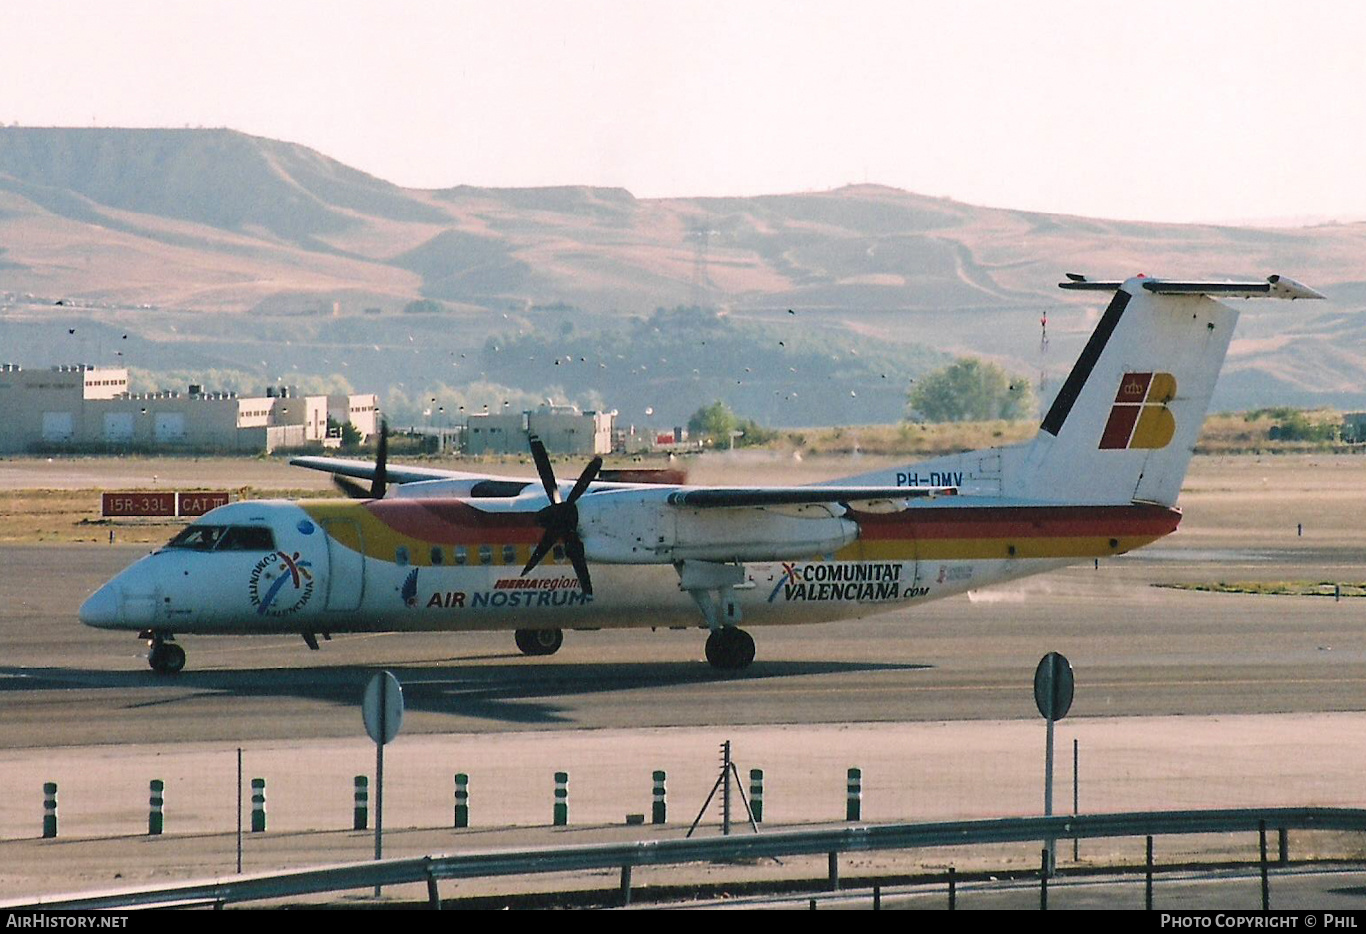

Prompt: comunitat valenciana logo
xmin=1099 ymin=372 xmax=1177 ymax=450
xmin=249 ymin=550 xmax=315 ymax=616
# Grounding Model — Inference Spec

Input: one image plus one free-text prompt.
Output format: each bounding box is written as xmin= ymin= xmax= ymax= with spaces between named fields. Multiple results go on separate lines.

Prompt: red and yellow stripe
xmin=302 ymin=498 xmax=1181 ymax=567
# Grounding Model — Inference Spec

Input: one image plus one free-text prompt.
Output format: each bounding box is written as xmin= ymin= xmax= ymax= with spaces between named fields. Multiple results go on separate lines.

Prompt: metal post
xmin=1072 ymin=738 xmax=1079 ymax=863
xmin=1145 ymin=835 xmax=1153 ymax=910
xmin=846 ymin=767 xmax=862 ymax=821
xmin=375 ymin=691 xmax=385 ymax=863
xmin=1259 ymin=820 xmax=1269 ymax=911
xmin=454 ymin=773 xmax=469 ymax=829
xmin=236 ymin=749 xmax=242 ymax=874
xmin=652 ymin=770 xmax=666 ymax=825
xmin=554 ymin=771 xmax=569 ymax=826
xmin=250 ymin=778 xmax=266 ymax=832
xmin=948 ymin=867 xmax=956 ymax=910
xmin=1278 ymin=827 xmax=1288 ymax=866
xmin=749 ymin=768 xmax=764 ymax=823
xmin=873 ymin=884 xmax=881 ymax=910
xmin=148 ymin=779 xmax=164 ymax=836
xmin=1040 ymin=848 xmax=1049 ymax=910
xmin=828 ymin=851 xmax=839 ymax=890
xmin=426 ymin=872 xmax=441 ymax=910
xmin=620 ymin=865 xmax=632 ymax=906
xmin=354 ymin=775 xmax=369 ymax=830
xmin=42 ymin=782 xmax=56 ymax=839
xmin=1044 ymin=717 xmax=1055 ymax=873
xmin=721 ymin=743 xmax=732 ymax=836
xmin=373 ymin=683 xmax=386 ymax=898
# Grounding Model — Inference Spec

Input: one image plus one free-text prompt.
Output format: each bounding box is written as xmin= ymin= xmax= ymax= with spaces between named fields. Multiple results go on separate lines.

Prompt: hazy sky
xmin=4 ymin=0 xmax=1365 ymax=223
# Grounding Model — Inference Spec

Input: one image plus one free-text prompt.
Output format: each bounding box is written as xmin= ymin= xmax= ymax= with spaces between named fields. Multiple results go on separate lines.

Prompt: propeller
xmin=332 ymin=421 xmax=390 ymax=499
xmin=521 ymin=434 xmax=601 ymax=596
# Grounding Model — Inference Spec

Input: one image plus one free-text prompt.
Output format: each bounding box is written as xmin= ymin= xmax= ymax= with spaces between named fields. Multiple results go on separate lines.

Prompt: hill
xmin=3 ymin=127 xmax=1366 ymax=424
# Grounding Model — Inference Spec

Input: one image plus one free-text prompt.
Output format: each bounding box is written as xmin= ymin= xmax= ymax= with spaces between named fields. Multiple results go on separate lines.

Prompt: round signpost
xmin=1034 ymin=652 xmax=1074 ymax=874
xmin=362 ymin=671 xmax=404 ymax=893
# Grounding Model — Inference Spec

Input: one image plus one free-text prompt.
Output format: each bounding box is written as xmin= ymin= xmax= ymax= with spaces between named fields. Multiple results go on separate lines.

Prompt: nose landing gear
xmin=144 ymin=633 xmax=186 ymax=674
xmin=705 ymin=627 xmax=755 ymax=670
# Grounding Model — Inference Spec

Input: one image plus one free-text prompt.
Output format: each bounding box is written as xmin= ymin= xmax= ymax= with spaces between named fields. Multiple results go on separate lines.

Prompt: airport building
xmin=464 ymin=403 xmax=615 ymax=455
xmin=0 ymin=364 xmax=378 ymax=454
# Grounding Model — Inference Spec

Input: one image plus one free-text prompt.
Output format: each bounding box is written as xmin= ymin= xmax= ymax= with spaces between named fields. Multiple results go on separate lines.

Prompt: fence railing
xmin=3 ymin=806 xmax=1363 ymax=910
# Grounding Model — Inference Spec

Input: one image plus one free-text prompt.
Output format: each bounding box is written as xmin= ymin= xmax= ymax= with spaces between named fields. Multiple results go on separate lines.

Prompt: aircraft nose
xmin=79 ymin=584 xmax=121 ymax=629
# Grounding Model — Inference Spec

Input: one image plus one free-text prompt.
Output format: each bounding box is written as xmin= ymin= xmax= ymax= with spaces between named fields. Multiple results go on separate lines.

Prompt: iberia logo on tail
xmin=1099 ymin=372 xmax=1177 ymax=450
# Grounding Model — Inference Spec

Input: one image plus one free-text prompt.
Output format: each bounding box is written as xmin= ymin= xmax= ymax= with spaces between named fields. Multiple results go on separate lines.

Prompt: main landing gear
xmin=705 ymin=627 xmax=755 ymax=671
xmin=144 ymin=633 xmax=186 ymax=675
xmin=515 ymin=628 xmax=564 ymax=656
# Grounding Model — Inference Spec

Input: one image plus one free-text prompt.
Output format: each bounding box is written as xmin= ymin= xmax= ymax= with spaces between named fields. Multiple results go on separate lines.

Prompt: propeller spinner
xmin=521 ymin=434 xmax=601 ymax=596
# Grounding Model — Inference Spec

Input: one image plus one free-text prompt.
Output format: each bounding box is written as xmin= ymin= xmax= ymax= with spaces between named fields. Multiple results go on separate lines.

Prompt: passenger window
xmin=395 ymin=546 xmax=410 ymax=567
xmin=478 ymin=545 xmax=492 ymax=566
xmin=502 ymin=544 xmax=517 ymax=565
xmin=430 ymin=546 xmax=444 ymax=566
xmin=454 ymin=546 xmax=468 ymax=566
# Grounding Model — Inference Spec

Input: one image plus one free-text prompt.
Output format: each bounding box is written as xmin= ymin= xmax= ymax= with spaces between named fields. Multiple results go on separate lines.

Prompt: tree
xmin=686 ymin=400 xmax=776 ymax=447
xmin=688 ymin=400 xmax=740 ymax=442
xmin=340 ymin=422 xmax=362 ymax=450
xmin=907 ymin=357 xmax=1034 ymax=423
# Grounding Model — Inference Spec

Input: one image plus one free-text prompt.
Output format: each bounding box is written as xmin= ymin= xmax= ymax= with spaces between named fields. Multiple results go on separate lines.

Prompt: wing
xmin=664 ymin=485 xmax=955 ymax=508
xmin=289 ymin=456 xmax=487 ymax=485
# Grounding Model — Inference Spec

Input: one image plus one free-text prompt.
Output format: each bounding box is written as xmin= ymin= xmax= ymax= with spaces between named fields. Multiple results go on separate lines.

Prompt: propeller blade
xmin=566 ymin=456 xmax=603 ymax=504
xmin=332 ymin=474 xmax=373 ymax=499
xmin=521 ymin=530 xmax=557 ymax=577
xmin=371 ymin=421 xmax=389 ymax=499
xmin=564 ymin=533 xmax=593 ymax=597
xmin=528 ymin=434 xmax=559 ymax=504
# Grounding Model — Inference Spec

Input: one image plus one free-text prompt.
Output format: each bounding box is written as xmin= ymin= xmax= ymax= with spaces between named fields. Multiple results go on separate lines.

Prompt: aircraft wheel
xmin=705 ymin=628 xmax=755 ymax=670
xmin=515 ymin=628 xmax=563 ymax=656
xmin=148 ymin=641 xmax=186 ymax=675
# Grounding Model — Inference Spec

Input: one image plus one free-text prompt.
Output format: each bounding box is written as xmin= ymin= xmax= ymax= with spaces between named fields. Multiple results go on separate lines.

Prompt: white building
xmin=0 ymin=364 xmax=379 ymax=453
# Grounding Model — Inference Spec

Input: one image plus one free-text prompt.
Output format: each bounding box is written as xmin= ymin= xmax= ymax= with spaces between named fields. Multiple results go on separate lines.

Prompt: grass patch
xmin=0 ymin=488 xmax=321 ymax=544
xmin=1154 ymin=581 xmax=1366 ymax=597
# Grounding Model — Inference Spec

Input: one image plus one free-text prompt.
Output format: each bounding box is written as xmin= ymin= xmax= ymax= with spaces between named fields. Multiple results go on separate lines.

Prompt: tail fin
xmin=838 ymin=275 xmax=1323 ymax=506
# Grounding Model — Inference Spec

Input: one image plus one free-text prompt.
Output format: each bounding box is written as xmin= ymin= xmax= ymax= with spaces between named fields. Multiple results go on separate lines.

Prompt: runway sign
xmin=101 ymin=492 xmax=232 ymax=518
xmin=101 ymin=492 xmax=176 ymax=517
xmin=176 ymin=492 xmax=232 ymax=516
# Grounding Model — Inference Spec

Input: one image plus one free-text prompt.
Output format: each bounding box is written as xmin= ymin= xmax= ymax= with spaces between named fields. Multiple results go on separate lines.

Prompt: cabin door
xmin=321 ymin=519 xmax=365 ymax=611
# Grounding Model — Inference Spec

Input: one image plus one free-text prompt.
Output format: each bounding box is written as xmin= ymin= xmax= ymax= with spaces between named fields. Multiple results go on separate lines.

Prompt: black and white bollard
xmin=651 ymin=770 xmax=666 ymax=824
xmin=454 ymin=773 xmax=469 ymax=829
xmin=749 ymin=769 xmax=765 ymax=823
xmin=353 ymin=775 xmax=368 ymax=830
xmin=553 ymin=771 xmax=568 ymax=826
xmin=251 ymin=778 xmax=266 ymax=832
xmin=42 ymin=782 xmax=57 ymax=839
xmin=148 ymin=779 xmax=165 ymax=836
xmin=846 ymin=768 xmax=862 ymax=821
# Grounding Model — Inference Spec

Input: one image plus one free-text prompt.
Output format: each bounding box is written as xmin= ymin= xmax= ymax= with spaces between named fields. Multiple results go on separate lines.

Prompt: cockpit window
xmin=165 ymin=525 xmax=225 ymax=551
xmin=217 ymin=526 xmax=276 ymax=551
xmin=164 ymin=525 xmax=275 ymax=552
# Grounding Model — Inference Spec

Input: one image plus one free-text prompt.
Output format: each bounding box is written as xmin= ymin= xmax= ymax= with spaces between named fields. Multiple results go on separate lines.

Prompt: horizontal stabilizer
xmin=1060 ymin=274 xmax=1324 ymax=300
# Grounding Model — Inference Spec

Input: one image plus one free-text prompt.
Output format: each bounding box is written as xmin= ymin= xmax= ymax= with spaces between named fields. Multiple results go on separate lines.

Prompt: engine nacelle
xmin=579 ymin=492 xmax=857 ymax=564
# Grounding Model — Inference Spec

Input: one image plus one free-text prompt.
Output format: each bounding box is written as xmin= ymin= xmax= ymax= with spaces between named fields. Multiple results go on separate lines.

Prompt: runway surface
xmin=3 ymin=539 xmax=1365 ymax=745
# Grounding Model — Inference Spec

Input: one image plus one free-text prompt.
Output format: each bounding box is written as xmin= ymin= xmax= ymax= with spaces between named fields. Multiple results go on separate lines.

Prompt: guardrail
xmin=4 ymin=806 xmax=1363 ymax=910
